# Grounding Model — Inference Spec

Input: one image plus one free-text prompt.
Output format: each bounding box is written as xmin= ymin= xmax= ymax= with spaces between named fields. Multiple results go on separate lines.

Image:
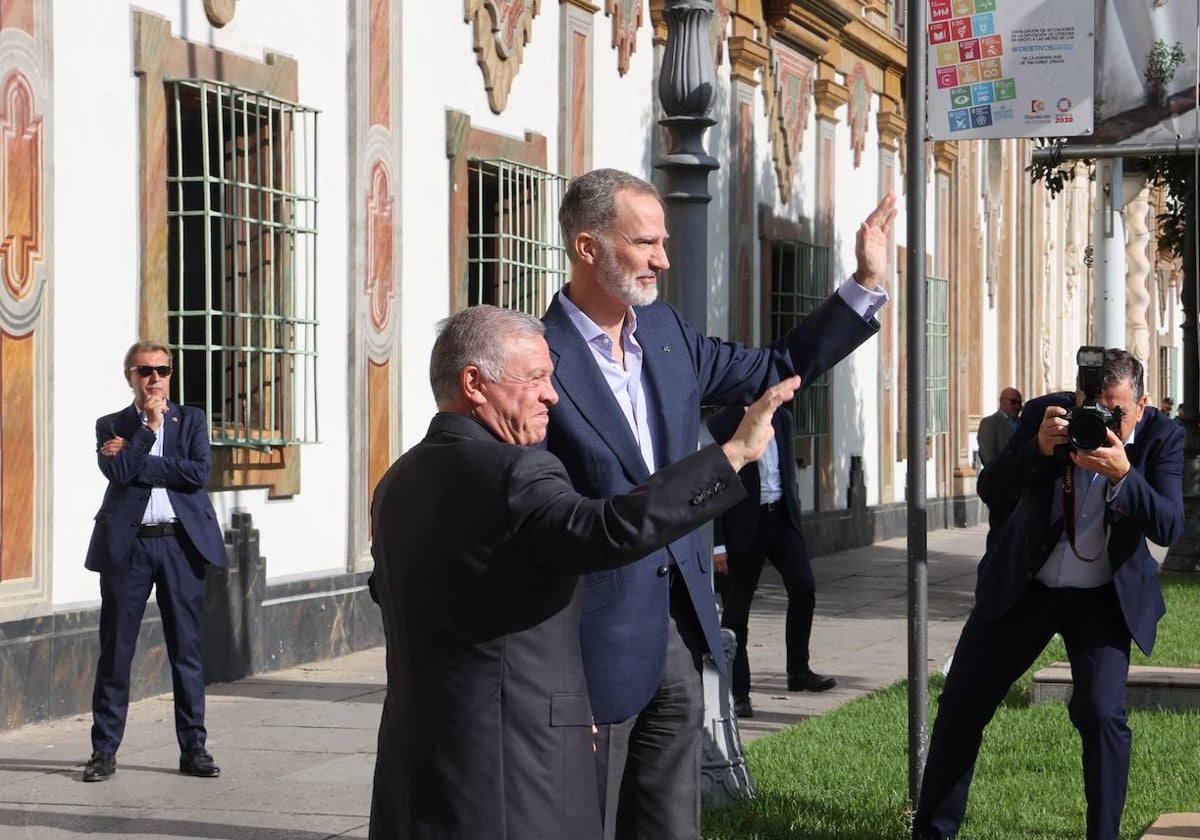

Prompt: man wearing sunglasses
xmin=82 ymin=340 xmax=227 ymax=782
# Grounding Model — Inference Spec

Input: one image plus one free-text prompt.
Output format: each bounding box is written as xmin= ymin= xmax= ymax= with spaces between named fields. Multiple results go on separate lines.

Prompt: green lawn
xmin=701 ymin=575 xmax=1200 ymax=840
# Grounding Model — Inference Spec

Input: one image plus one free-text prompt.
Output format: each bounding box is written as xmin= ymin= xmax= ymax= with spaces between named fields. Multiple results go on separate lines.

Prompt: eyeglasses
xmin=129 ymin=365 xmax=173 ymax=378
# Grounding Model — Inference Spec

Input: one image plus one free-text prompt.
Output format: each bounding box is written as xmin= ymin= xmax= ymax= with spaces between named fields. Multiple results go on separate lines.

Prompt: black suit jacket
xmin=976 ymin=395 xmax=1183 ymax=655
xmin=706 ymin=405 xmax=802 ymax=552
xmin=85 ymin=402 xmax=226 ymax=572
xmin=368 ymin=413 xmax=745 ymax=840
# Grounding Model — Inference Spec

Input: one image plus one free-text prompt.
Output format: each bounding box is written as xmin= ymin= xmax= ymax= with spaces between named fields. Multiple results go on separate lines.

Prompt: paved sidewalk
xmin=0 ymin=525 xmax=991 ymax=838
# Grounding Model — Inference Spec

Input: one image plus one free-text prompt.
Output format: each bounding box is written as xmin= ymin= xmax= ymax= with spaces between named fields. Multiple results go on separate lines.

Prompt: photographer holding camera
xmin=913 ymin=347 xmax=1184 ymax=840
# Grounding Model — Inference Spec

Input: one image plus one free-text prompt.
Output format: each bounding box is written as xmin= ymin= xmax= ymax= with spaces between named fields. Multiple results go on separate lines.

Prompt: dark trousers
xmin=719 ymin=506 xmax=815 ymax=697
xmin=91 ymin=533 xmax=208 ymax=754
xmin=913 ymin=582 xmax=1133 ymax=840
xmin=593 ymin=575 xmax=705 ymax=840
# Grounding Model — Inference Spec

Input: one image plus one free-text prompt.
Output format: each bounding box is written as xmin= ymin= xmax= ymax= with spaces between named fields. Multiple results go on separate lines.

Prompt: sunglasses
xmin=129 ymin=365 xmax=173 ymax=378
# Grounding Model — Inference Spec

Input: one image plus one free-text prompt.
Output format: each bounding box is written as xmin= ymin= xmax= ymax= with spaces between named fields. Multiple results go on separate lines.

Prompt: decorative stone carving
xmin=465 ymin=0 xmax=540 ymax=113
xmin=847 ymin=62 xmax=871 ymax=168
xmin=1063 ymin=161 xmax=1089 ymax=306
xmin=1124 ymin=181 xmax=1152 ymax=362
xmin=203 ymin=0 xmax=236 ymax=27
xmin=0 ymin=70 xmax=45 ymax=328
xmin=365 ymin=160 xmax=395 ymax=334
xmin=762 ymin=39 xmax=813 ymax=203
xmin=606 ymin=0 xmax=643 ymax=76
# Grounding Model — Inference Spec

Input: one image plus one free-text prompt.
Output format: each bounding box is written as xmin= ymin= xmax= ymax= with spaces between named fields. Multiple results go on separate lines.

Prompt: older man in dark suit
xmin=977 ymin=387 xmax=1022 ymax=467
xmin=542 ymin=168 xmax=895 ymax=839
xmin=368 ymin=304 xmax=799 ymax=840
xmin=706 ymin=404 xmax=835 ymax=720
xmin=914 ymin=349 xmax=1183 ymax=840
xmin=83 ymin=340 xmax=228 ymax=782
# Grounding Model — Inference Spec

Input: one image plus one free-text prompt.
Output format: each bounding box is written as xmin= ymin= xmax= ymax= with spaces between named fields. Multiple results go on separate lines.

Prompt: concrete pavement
xmin=0 ymin=524 xmax=990 ymax=838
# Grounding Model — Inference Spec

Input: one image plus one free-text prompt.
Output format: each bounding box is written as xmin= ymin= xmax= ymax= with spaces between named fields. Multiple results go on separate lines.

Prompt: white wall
xmin=51 ymin=1 xmax=352 ymax=605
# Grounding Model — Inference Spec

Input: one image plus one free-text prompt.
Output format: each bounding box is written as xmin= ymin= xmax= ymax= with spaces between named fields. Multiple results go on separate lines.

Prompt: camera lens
xmin=1068 ymin=411 xmax=1109 ymax=450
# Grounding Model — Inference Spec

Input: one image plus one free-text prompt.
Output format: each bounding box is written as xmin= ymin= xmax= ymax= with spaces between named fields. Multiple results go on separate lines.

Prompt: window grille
xmin=927 ymin=274 xmax=950 ymax=436
xmin=466 ymin=159 xmax=567 ymax=316
xmin=165 ymin=79 xmax=318 ymax=448
xmin=769 ymin=240 xmax=834 ymax=441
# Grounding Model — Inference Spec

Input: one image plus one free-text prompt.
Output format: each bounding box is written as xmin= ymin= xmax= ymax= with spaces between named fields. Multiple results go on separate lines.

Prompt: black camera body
xmin=1056 ymin=346 xmax=1124 ymax=458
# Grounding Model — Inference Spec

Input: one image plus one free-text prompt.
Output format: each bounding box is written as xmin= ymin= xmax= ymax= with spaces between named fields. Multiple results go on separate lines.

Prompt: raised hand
xmin=854 ymin=192 xmax=898 ymax=289
xmin=721 ymin=376 xmax=802 ymax=471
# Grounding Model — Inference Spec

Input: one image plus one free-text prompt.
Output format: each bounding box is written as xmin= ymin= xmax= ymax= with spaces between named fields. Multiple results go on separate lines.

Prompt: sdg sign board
xmin=927 ymin=0 xmax=1094 ymax=140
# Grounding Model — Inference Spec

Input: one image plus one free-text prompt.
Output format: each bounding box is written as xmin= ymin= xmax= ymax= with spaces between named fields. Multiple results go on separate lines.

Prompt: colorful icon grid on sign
xmin=929 ymin=0 xmax=1015 ymax=132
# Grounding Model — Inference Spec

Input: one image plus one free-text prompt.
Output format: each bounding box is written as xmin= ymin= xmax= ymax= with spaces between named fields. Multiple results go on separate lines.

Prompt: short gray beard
xmin=596 ymin=240 xmax=658 ymax=307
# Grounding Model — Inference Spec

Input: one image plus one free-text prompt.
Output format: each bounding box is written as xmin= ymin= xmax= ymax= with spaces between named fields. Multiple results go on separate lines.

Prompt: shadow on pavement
xmin=0 ymin=808 xmax=362 ymax=839
xmin=205 ymin=680 xmax=383 ymax=703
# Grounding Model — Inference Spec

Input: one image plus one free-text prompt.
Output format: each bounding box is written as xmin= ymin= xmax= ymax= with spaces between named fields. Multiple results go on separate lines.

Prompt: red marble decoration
xmin=0 ymin=71 xmax=43 ymax=301
xmin=365 ymin=160 xmax=395 ymax=333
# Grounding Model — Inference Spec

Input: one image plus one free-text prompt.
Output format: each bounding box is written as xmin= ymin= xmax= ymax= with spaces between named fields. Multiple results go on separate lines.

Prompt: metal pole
xmin=656 ymin=0 xmax=719 ymax=332
xmin=655 ymin=0 xmax=755 ymax=804
xmin=1092 ymin=158 xmax=1126 ymax=347
xmin=905 ymin=0 xmax=929 ymax=808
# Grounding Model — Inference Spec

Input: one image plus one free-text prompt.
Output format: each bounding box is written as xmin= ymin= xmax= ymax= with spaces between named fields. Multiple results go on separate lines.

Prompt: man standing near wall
xmin=542 ymin=168 xmax=896 ymax=839
xmin=977 ymin=387 xmax=1022 ymax=467
xmin=706 ymin=404 xmax=836 ymax=721
xmin=82 ymin=340 xmax=227 ymax=783
xmin=978 ymin=387 xmax=1023 ymax=546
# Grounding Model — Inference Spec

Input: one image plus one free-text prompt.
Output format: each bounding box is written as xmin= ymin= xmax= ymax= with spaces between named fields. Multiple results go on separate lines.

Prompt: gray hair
xmin=559 ymin=168 xmax=662 ymax=262
xmin=429 ymin=305 xmax=546 ymax=407
xmin=124 ymin=339 xmax=173 ymax=372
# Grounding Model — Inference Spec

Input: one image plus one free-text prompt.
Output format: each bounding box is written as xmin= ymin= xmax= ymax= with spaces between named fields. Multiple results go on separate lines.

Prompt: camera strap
xmin=1061 ymin=462 xmax=1103 ymax=563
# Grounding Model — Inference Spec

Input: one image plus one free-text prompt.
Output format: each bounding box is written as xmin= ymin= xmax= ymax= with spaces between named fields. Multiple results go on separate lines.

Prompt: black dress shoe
xmin=733 ymin=695 xmax=754 ymax=718
xmin=83 ymin=751 xmax=116 ymax=782
xmin=179 ymin=749 xmax=221 ymax=777
xmin=788 ymin=670 xmax=837 ymax=692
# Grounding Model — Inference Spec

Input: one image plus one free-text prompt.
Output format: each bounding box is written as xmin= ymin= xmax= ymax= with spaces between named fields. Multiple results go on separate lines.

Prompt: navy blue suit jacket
xmin=543 ymin=287 xmax=876 ymax=723
xmin=85 ymin=402 xmax=227 ymax=573
xmin=705 ymin=406 xmax=802 ymax=553
xmin=976 ymin=394 xmax=1183 ymax=655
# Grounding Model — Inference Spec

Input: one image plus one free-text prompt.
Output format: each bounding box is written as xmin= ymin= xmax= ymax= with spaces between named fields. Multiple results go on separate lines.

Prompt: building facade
xmin=0 ymin=0 xmax=1182 ymax=729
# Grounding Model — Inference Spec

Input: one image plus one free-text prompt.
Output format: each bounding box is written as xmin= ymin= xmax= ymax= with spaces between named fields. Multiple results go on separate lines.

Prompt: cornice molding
xmin=875 ymin=108 xmax=906 ymax=150
xmin=813 ymin=77 xmax=848 ymax=120
xmin=728 ymin=34 xmax=770 ymax=85
xmin=934 ymin=139 xmax=959 ymax=174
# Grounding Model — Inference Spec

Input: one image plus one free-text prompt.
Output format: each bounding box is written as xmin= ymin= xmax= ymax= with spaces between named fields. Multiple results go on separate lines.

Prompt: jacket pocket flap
xmin=550 ymin=693 xmax=592 ymax=727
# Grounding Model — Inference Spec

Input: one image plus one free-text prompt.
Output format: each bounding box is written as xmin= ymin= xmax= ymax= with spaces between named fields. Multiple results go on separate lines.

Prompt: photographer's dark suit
xmin=914 ymin=394 xmax=1183 ymax=840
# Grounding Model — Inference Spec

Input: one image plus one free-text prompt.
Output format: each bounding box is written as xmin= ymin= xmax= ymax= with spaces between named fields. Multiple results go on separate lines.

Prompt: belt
xmin=761 ymin=500 xmax=782 ymax=512
xmin=137 ymin=522 xmax=177 ymax=538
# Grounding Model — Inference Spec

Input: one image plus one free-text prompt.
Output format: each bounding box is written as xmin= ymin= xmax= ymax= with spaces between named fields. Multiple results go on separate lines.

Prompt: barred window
xmin=768 ymin=239 xmax=834 ymax=443
xmin=166 ymin=79 xmax=318 ymax=448
xmin=466 ymin=159 xmax=567 ymax=316
xmin=927 ymin=274 xmax=950 ymax=436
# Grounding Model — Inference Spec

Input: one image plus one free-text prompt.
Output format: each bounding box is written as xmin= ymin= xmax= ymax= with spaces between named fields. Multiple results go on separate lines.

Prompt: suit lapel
xmin=117 ymin=404 xmax=144 ymax=439
xmin=544 ymin=296 xmax=652 ymax=484
xmin=637 ymin=312 xmax=684 ymax=470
